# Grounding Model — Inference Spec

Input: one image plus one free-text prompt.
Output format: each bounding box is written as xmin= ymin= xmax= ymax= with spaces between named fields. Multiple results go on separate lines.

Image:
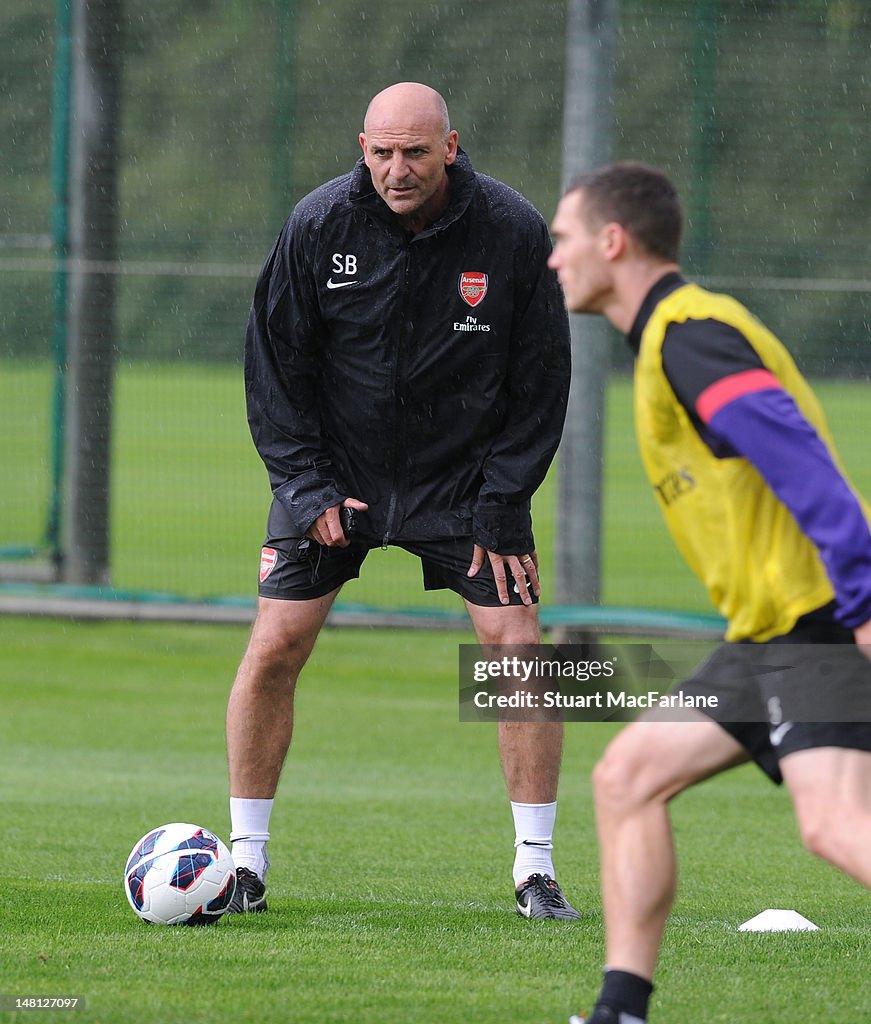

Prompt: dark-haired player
xmin=549 ymin=161 xmax=871 ymax=1024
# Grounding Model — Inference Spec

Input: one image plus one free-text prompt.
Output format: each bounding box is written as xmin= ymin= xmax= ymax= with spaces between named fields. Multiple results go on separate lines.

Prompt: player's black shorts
xmin=675 ymin=613 xmax=871 ymax=784
xmin=256 ymin=499 xmax=538 ymax=609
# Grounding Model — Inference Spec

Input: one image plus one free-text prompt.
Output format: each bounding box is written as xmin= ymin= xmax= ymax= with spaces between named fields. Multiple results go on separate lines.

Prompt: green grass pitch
xmin=1 ymin=616 xmax=869 ymax=1023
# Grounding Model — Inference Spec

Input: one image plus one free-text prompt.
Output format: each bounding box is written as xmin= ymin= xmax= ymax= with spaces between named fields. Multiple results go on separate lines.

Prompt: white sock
xmin=511 ymin=800 xmax=557 ymax=886
xmin=229 ymin=797 xmax=273 ymax=880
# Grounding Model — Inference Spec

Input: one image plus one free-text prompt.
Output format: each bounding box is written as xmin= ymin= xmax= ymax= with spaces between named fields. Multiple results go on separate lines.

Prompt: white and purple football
xmin=124 ymin=822 xmax=236 ymax=926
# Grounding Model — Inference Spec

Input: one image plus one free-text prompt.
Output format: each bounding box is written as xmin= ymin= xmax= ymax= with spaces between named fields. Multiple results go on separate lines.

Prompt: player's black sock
xmin=596 ymin=968 xmax=653 ymax=1023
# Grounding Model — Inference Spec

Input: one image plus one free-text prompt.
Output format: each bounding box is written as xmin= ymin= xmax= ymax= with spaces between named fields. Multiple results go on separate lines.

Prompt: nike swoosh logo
xmin=326 ymin=278 xmax=357 ymax=289
xmin=769 ymin=721 xmax=794 ymax=746
xmin=516 ymin=894 xmax=533 ymax=918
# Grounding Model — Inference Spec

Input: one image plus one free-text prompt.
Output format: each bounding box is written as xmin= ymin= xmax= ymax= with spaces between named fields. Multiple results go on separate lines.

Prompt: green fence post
xmin=47 ymin=0 xmax=73 ymax=569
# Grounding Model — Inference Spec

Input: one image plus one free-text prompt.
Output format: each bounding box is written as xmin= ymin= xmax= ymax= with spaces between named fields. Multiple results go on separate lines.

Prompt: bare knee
xmin=593 ymin=737 xmax=660 ymax=816
xmin=468 ymin=603 xmax=540 ymax=646
xmin=782 ymin=747 xmax=871 ymax=872
xmin=591 ymin=719 xmax=730 ymax=817
xmin=233 ymin=593 xmax=335 ymax=688
xmin=796 ymin=820 xmax=827 ymax=862
xmin=793 ymin=799 xmax=841 ymax=863
xmin=238 ymin=641 xmax=297 ymax=689
xmin=236 ymin=619 xmax=319 ymax=692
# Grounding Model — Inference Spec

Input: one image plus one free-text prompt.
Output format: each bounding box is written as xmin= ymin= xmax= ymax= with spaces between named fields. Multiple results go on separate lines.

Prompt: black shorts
xmin=256 ymin=500 xmax=538 ymax=609
xmin=676 ymin=616 xmax=871 ymax=784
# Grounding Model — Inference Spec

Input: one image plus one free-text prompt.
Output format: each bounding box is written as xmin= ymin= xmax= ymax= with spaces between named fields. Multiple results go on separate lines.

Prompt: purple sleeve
xmin=708 ymin=389 xmax=871 ymax=629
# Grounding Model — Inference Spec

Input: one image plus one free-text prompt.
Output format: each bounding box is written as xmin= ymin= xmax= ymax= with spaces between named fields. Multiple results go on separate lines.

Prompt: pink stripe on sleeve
xmin=696 ymin=368 xmax=781 ymax=423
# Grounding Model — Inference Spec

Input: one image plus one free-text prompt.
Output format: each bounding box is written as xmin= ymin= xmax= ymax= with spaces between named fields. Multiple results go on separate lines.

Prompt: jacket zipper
xmin=382 ymin=241 xmax=412 ymax=547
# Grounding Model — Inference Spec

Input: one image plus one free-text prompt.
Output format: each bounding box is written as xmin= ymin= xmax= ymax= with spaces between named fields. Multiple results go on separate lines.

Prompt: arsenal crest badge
xmin=259 ymin=546 xmax=278 ymax=583
xmin=459 ymin=271 xmax=488 ymax=308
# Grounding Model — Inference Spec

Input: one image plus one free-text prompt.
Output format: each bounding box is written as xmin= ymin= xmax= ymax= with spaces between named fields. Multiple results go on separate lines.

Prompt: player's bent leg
xmin=466 ymin=602 xmax=557 ymax=806
xmin=593 ymin=712 xmax=749 ymax=979
xmin=226 ymin=592 xmax=338 ymax=913
xmin=466 ymin=601 xmax=552 ymax=803
xmin=781 ymin=745 xmax=871 ymax=889
xmin=227 ymin=592 xmax=338 ymax=798
xmin=464 ymin=600 xmax=581 ymax=918
xmin=573 ymin=715 xmax=749 ymax=1022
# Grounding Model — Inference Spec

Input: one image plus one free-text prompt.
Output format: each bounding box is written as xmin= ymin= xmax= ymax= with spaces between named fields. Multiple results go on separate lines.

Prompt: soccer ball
xmin=124 ymin=822 xmax=236 ymax=926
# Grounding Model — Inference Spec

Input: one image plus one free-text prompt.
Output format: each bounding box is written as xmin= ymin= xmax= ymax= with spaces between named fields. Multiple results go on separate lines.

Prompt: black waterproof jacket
xmin=245 ymin=149 xmax=571 ymax=554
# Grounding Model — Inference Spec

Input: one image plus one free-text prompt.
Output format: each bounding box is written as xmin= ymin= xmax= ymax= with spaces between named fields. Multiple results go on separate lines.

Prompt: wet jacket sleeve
xmin=472 ymin=220 xmax=571 ymax=553
xmin=244 ymin=220 xmax=345 ymax=535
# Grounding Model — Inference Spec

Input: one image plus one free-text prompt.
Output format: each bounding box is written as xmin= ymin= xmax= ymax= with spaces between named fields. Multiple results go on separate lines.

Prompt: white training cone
xmin=738 ymin=909 xmax=819 ymax=932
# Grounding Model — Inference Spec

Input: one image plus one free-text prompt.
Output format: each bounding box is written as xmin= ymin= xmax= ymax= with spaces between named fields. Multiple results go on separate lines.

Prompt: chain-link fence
xmin=2 ymin=0 xmax=868 ymax=611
